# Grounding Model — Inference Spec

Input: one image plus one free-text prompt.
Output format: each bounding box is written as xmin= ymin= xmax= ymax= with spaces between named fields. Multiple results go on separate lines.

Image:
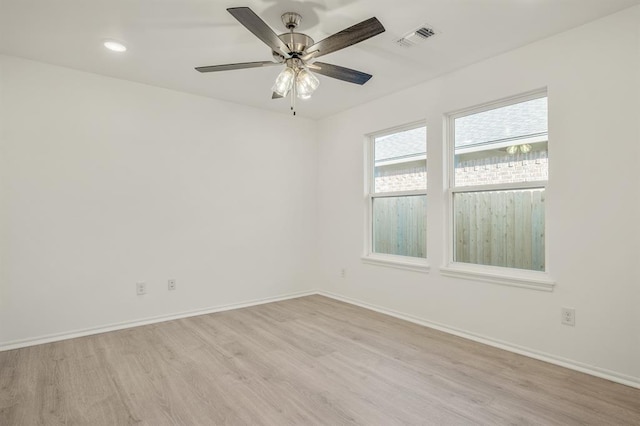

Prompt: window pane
xmin=453 ymin=189 xmax=545 ymax=271
xmin=454 ymin=97 xmax=548 ymax=187
xmin=455 ymin=97 xmax=547 ymax=147
xmin=374 ymin=126 xmax=426 ymax=193
xmin=373 ymin=195 xmax=426 ymax=258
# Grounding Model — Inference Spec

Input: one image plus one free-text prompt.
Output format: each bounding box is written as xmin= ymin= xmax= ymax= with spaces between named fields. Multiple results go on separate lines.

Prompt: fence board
xmin=373 ymin=195 xmax=426 ymax=258
xmin=373 ymin=190 xmax=544 ymax=271
xmin=453 ymin=189 xmax=545 ymax=271
xmin=532 ymin=190 xmax=546 ymax=271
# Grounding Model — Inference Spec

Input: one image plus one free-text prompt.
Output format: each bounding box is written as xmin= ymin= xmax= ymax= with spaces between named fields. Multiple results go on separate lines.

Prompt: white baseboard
xmin=317 ymin=290 xmax=640 ymax=390
xmin=0 ymin=290 xmax=316 ymax=352
xmin=3 ymin=288 xmax=638 ymax=391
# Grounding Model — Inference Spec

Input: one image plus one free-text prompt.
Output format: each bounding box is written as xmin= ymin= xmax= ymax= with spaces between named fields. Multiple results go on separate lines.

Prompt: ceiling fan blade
xmin=195 ymin=61 xmax=280 ymax=73
xmin=313 ymin=62 xmax=372 ymax=85
xmin=306 ymin=17 xmax=385 ymax=58
xmin=299 ymin=51 xmax=320 ymax=62
xmin=227 ymin=7 xmax=291 ymax=55
xmin=272 ymin=92 xmax=284 ymax=99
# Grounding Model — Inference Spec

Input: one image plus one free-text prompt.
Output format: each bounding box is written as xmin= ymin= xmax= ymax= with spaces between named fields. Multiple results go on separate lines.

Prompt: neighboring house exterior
xmin=374 ymin=97 xmax=548 ymax=190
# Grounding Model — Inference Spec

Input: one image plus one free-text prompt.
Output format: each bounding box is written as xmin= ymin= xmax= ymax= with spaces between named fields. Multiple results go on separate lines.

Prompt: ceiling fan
xmin=195 ymin=7 xmax=385 ymax=115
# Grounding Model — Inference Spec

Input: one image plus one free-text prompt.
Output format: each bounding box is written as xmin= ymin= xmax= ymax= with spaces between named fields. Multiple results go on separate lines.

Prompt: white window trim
xmin=442 ymin=89 xmax=555 ymax=291
xmin=361 ymin=253 xmax=430 ymax=273
xmin=451 ymin=180 xmax=546 ymax=194
xmin=362 ymin=120 xmax=429 ymax=273
xmin=454 ymin=134 xmax=548 ymax=155
xmin=440 ymin=263 xmax=555 ymax=292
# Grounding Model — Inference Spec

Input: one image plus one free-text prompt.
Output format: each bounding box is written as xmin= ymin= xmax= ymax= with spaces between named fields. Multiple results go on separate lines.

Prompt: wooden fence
xmin=373 ymin=196 xmax=426 ymax=258
xmin=454 ymin=189 xmax=545 ymax=271
xmin=372 ymin=190 xmax=545 ymax=271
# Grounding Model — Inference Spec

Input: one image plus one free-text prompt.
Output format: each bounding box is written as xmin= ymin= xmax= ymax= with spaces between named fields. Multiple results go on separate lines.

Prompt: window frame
xmin=442 ymin=89 xmax=555 ymax=291
xmin=362 ymin=120 xmax=430 ymax=273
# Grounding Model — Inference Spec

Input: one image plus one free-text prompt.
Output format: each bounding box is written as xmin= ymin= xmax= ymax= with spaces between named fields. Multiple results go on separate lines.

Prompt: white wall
xmin=316 ymin=7 xmax=640 ymax=384
xmin=0 ymin=55 xmax=318 ymax=345
xmin=1 ymin=6 xmax=638 ymax=387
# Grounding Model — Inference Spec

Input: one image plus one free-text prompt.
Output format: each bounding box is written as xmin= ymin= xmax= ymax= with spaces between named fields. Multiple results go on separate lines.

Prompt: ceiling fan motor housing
xmin=276 ymin=32 xmax=314 ymax=56
xmin=270 ymin=12 xmax=315 ymax=60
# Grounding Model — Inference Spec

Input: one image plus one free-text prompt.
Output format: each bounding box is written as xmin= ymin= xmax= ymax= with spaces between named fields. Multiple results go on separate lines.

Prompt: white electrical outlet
xmin=136 ymin=282 xmax=146 ymax=295
xmin=561 ymin=307 xmax=575 ymax=326
xmin=168 ymin=279 xmax=176 ymax=291
xmin=341 ymin=268 xmax=346 ymax=278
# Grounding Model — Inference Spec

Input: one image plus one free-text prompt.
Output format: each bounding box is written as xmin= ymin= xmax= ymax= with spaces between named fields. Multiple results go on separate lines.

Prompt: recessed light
xmin=103 ymin=40 xmax=127 ymax=52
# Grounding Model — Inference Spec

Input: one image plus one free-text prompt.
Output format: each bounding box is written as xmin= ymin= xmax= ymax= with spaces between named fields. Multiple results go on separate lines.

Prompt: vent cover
xmin=396 ymin=25 xmax=438 ymax=48
xmin=415 ymin=27 xmax=436 ymax=39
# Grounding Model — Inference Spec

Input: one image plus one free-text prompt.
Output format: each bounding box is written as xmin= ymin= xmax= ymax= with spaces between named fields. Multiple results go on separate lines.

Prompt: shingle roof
xmin=375 ymin=126 xmax=426 ymax=162
xmin=373 ymin=97 xmax=547 ymax=162
xmin=455 ymin=97 xmax=547 ymax=147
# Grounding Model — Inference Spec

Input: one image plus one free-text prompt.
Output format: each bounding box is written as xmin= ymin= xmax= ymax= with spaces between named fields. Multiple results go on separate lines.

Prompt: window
xmin=363 ymin=123 xmax=428 ymax=271
xmin=443 ymin=91 xmax=554 ymax=290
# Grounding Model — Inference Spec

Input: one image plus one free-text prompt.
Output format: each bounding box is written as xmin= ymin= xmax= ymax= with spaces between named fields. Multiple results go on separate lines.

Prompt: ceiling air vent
xmin=395 ymin=25 xmax=438 ymax=48
xmin=416 ymin=27 xmax=436 ymax=39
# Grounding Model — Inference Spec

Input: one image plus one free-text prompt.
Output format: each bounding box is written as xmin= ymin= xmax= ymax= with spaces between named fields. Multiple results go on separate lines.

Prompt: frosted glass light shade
xmin=296 ymin=69 xmax=319 ymax=99
xmin=272 ymin=67 xmax=295 ymax=96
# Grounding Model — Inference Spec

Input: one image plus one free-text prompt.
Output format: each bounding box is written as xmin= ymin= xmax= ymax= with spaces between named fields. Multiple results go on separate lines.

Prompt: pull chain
xmin=291 ymin=74 xmax=296 ymax=116
xmin=290 ymin=26 xmax=297 ymax=116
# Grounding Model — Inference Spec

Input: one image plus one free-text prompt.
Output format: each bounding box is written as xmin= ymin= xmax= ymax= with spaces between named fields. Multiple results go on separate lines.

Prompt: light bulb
xmin=272 ymin=67 xmax=295 ymax=97
xmin=296 ymin=69 xmax=320 ymax=100
xmin=103 ymin=40 xmax=127 ymax=52
xmin=519 ymin=143 xmax=532 ymax=154
xmin=506 ymin=145 xmax=518 ymax=155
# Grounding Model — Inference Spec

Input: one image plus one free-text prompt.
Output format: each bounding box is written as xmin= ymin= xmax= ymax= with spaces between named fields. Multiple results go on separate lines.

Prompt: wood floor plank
xmin=1 ymin=295 xmax=639 ymax=425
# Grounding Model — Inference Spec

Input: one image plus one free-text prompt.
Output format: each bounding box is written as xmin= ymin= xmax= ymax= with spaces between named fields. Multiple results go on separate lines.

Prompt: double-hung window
xmin=443 ymin=91 xmax=554 ymax=290
xmin=363 ymin=123 xmax=428 ymax=271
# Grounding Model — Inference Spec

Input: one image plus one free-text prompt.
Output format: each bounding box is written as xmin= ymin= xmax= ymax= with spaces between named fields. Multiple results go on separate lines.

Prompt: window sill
xmin=361 ymin=254 xmax=430 ymax=273
xmin=440 ymin=263 xmax=555 ymax=291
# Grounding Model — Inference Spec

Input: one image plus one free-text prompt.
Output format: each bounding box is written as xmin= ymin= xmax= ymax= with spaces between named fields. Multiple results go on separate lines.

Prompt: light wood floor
xmin=1 ymin=295 xmax=639 ymax=425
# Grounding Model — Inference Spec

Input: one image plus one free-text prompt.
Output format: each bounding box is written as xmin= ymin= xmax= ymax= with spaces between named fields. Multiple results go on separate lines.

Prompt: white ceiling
xmin=1 ymin=0 xmax=638 ymax=119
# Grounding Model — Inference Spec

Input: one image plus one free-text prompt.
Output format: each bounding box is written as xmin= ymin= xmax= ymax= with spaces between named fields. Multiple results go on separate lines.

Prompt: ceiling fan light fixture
xmin=196 ymin=7 xmax=386 ymax=114
xmin=295 ymin=69 xmax=320 ymax=100
xmin=272 ymin=66 xmax=295 ymax=96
